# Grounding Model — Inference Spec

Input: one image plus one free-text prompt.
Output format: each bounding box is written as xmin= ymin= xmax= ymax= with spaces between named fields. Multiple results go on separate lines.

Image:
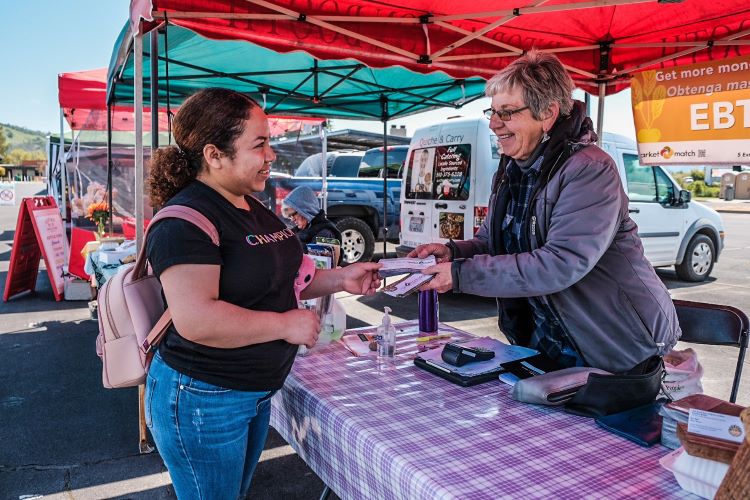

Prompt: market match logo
xmin=642 ymin=146 xmax=698 ymax=161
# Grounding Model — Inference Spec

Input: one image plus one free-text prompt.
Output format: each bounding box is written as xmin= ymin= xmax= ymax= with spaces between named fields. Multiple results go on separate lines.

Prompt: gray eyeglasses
xmin=483 ymin=106 xmax=529 ymax=121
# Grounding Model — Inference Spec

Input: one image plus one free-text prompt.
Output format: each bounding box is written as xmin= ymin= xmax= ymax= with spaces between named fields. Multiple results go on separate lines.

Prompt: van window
xmin=623 ymin=153 xmax=657 ymax=202
xmin=405 ymin=145 xmax=471 ymax=201
xmin=360 ymin=146 xmax=408 ymax=178
xmin=654 ymin=167 xmax=675 ymax=204
xmin=623 ymin=153 xmax=676 ymax=204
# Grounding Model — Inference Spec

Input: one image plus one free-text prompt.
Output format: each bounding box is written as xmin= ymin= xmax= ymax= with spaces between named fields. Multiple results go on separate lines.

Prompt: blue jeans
xmin=146 ymin=352 xmax=274 ymax=500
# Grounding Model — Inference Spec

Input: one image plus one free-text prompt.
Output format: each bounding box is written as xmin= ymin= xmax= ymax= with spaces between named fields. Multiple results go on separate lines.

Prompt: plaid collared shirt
xmin=502 ymin=156 xmax=542 ymax=249
xmin=501 ymin=156 xmax=582 ymax=369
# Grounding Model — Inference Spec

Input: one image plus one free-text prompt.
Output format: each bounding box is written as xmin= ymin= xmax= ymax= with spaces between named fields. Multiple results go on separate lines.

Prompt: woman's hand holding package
xmin=299 ymin=262 xmax=382 ymax=300
xmin=407 ymin=243 xmax=452 ymax=263
xmin=340 ymin=262 xmax=382 ymax=296
xmin=283 ymin=309 xmax=321 ymax=348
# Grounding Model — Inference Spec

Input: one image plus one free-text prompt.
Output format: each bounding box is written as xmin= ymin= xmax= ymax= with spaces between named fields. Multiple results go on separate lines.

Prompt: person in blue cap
xmin=283 ymin=185 xmax=342 ymax=250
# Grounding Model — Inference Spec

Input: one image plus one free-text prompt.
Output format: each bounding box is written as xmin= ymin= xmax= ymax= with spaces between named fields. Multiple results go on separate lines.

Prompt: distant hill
xmin=0 ymin=123 xmax=49 ymax=154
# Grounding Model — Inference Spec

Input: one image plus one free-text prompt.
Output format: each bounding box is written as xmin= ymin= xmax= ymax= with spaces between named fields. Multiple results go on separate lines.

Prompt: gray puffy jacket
xmin=449 ymin=104 xmax=681 ymax=373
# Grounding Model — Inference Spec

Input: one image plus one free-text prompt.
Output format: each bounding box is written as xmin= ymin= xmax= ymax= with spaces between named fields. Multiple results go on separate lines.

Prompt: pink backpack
xmin=95 ymin=206 xmax=219 ymax=388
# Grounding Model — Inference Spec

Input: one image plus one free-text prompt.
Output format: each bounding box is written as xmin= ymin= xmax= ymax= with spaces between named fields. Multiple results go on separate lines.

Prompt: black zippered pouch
xmin=565 ymin=356 xmax=664 ymax=417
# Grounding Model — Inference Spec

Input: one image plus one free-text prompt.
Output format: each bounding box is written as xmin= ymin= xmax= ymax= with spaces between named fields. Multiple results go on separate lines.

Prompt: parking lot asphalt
xmin=1 ymin=184 xmax=748 ymax=499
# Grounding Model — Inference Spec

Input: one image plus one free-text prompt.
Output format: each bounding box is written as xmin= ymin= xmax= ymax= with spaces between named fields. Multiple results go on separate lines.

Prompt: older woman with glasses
xmin=410 ymin=51 xmax=681 ymax=376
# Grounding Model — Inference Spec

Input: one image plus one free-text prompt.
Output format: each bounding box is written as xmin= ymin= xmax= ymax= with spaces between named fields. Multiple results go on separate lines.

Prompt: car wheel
xmin=336 ymin=217 xmax=375 ymax=265
xmin=675 ymin=234 xmax=715 ymax=282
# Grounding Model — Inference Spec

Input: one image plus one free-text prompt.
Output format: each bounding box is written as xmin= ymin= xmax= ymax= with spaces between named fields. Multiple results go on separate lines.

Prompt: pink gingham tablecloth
xmin=271 ymin=321 xmax=694 ymax=500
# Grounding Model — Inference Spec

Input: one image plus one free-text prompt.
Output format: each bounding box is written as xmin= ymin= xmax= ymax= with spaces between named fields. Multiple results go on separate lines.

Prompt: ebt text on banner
xmin=631 ymin=55 xmax=750 ymax=165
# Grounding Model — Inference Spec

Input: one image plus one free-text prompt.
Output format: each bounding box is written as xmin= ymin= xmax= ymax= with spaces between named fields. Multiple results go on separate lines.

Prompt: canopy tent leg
xmin=59 ymin=109 xmax=67 ymax=224
xmin=107 ymin=104 xmax=113 ymax=234
xmin=134 ymin=31 xmax=153 ymax=455
xmin=596 ymin=82 xmax=605 ymax=147
xmin=381 ymin=96 xmax=389 ymax=261
xmin=321 ymin=125 xmax=327 ymax=212
xmin=58 ymin=109 xmax=70 ymax=267
xmin=134 ymin=33 xmax=145 ymax=251
xmin=316 ymin=60 xmax=329 ymax=215
xmin=381 ymin=116 xmax=388 ymax=260
xmin=138 ymin=385 xmax=154 ymax=454
xmin=150 ymin=30 xmax=160 ymax=155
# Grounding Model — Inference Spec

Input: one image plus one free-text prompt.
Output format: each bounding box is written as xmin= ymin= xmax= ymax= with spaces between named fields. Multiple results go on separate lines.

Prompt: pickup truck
xmin=258 ymin=146 xmax=408 ymax=264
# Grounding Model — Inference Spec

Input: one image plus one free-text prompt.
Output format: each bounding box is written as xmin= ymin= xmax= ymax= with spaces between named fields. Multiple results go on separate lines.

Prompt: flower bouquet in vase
xmin=86 ymin=201 xmax=110 ymax=239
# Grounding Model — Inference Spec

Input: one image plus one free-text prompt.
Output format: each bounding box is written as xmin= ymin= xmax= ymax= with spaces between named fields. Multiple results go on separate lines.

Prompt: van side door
xmin=621 ymin=152 xmax=685 ymax=266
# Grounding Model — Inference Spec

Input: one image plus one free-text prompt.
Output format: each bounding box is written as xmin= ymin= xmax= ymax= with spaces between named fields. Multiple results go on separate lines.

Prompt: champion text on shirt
xmin=246 ymin=228 xmax=297 ymax=246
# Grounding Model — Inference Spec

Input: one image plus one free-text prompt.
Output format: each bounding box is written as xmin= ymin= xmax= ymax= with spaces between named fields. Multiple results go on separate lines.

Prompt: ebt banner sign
xmin=631 ymin=55 xmax=750 ymax=165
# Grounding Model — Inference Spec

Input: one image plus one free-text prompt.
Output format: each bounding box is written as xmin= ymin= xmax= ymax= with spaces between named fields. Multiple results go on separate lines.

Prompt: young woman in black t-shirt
xmin=144 ymin=88 xmax=381 ymax=500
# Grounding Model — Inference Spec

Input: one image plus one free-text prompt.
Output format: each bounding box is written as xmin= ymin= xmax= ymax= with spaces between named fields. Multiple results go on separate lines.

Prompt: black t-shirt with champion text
xmin=146 ymin=180 xmax=303 ymax=391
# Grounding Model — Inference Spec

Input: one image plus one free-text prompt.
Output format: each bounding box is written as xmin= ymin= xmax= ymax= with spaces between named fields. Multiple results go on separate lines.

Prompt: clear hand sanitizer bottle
xmin=377 ymin=306 xmax=396 ymax=358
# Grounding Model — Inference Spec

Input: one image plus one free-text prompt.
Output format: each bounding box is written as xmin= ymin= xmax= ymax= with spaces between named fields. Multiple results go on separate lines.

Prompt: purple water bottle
xmin=418 ymin=290 xmax=439 ymax=333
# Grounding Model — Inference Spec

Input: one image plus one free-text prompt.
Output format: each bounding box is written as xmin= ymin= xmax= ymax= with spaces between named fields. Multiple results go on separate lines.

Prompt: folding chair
xmin=673 ymin=299 xmax=749 ymax=403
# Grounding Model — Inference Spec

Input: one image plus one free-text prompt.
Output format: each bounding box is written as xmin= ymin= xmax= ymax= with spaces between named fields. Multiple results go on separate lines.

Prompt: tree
xmin=0 ymin=126 xmax=8 ymax=161
xmin=2 ymin=148 xmax=45 ymax=165
xmin=689 ymin=169 xmax=705 ymax=182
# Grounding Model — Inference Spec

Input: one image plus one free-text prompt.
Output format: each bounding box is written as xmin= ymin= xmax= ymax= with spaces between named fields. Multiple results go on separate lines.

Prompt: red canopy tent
xmin=59 ymin=68 xmax=169 ymax=132
xmin=59 ymin=67 xmax=322 ymax=134
xmin=55 ymin=66 xmax=324 ymax=243
xmin=127 ymin=0 xmax=750 ymax=96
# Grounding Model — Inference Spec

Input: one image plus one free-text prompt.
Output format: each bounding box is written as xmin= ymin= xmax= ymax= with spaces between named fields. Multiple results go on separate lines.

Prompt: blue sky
xmin=0 ymin=1 xmax=130 ymax=133
xmin=0 ymin=0 xmax=636 ymax=140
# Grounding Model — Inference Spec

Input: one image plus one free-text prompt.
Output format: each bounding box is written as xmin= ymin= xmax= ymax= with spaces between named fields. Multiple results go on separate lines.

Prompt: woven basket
xmin=677 ymin=423 xmax=741 ymax=464
xmin=715 ymin=407 xmax=750 ymax=499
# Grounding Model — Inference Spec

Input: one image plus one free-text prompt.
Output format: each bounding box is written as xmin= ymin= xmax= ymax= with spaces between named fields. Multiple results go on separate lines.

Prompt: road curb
xmin=714 ymin=209 xmax=750 ymax=215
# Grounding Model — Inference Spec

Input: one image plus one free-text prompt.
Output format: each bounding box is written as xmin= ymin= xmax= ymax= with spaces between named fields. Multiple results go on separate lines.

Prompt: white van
xmin=396 ymin=118 xmax=725 ymax=282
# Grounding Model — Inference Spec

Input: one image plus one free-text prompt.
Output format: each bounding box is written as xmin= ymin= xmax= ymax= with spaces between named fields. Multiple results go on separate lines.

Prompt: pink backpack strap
xmin=142 ymin=309 xmax=172 ymax=353
xmin=150 ymin=206 xmax=220 ymax=245
xmin=133 ymin=205 xmax=219 ymax=354
xmin=131 ymin=205 xmax=219 ymax=280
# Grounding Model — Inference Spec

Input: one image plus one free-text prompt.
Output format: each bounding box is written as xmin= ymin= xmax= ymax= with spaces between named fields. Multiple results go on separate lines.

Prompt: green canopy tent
xmin=108 ymin=24 xmax=486 ymax=119
xmin=106 ymin=21 xmax=487 ymax=257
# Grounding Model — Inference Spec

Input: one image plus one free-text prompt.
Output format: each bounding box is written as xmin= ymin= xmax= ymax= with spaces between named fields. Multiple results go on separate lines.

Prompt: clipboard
xmin=413 ymin=337 xmax=539 ymax=387
xmin=413 ymin=357 xmax=505 ymax=387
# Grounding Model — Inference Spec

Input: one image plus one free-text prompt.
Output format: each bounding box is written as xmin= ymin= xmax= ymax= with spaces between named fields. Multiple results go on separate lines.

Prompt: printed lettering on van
xmin=418 ymin=134 xmax=465 ymax=148
xmin=433 ymin=144 xmax=472 ymax=201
